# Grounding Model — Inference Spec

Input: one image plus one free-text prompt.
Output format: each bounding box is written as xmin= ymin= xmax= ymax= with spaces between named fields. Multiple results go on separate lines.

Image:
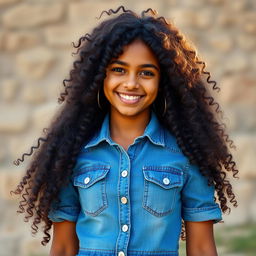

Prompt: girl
xmin=13 ymin=6 xmax=238 ymax=256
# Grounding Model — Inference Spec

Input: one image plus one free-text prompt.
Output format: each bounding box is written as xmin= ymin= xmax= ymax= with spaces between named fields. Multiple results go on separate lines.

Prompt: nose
xmin=123 ymin=74 xmax=139 ymax=89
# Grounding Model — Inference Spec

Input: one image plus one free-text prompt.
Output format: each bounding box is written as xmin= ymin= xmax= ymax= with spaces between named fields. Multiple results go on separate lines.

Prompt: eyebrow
xmin=110 ymin=60 xmax=160 ymax=71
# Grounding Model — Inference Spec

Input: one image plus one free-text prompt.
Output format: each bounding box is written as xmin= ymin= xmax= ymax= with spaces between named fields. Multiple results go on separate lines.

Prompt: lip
xmin=115 ymin=92 xmax=144 ymax=104
xmin=116 ymin=91 xmax=144 ymax=96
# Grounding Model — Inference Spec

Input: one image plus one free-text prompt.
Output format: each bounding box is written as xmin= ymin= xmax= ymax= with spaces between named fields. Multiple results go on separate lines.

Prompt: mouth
xmin=116 ymin=92 xmax=144 ymax=104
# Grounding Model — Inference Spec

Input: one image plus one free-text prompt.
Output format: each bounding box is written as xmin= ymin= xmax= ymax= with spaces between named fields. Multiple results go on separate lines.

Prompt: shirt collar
xmin=84 ymin=113 xmax=114 ymax=149
xmin=84 ymin=111 xmax=165 ymax=149
xmin=134 ymin=112 xmax=165 ymax=147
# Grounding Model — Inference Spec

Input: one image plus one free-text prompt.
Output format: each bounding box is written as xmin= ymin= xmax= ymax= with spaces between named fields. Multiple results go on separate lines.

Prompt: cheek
xmin=150 ymin=83 xmax=160 ymax=103
xmin=148 ymin=80 xmax=160 ymax=97
xmin=103 ymin=75 xmax=117 ymax=91
xmin=103 ymin=77 xmax=117 ymax=105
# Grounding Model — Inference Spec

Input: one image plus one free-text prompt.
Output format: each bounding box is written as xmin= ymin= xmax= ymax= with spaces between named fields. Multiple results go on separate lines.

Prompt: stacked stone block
xmin=0 ymin=0 xmax=255 ymax=255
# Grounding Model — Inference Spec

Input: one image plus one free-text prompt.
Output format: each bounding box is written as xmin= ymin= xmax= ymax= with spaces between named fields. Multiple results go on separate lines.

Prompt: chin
xmin=120 ymin=112 xmax=139 ymax=117
xmin=119 ymin=109 xmax=147 ymax=118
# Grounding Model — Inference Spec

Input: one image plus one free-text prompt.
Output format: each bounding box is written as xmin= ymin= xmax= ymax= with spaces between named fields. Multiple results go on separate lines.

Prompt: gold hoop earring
xmin=162 ymin=97 xmax=167 ymax=116
xmin=97 ymin=89 xmax=102 ymax=110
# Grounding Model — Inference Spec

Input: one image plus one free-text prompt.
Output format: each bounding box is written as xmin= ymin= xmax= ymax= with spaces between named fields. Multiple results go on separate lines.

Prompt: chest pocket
xmin=74 ymin=165 xmax=110 ymax=216
xmin=142 ymin=166 xmax=183 ymax=217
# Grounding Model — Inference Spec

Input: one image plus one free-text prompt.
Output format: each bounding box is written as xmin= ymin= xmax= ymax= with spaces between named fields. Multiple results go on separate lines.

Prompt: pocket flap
xmin=143 ymin=167 xmax=183 ymax=189
xmin=74 ymin=166 xmax=110 ymax=188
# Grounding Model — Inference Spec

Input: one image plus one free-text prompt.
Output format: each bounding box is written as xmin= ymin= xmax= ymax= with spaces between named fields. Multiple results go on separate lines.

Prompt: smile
xmin=117 ymin=93 xmax=143 ymax=104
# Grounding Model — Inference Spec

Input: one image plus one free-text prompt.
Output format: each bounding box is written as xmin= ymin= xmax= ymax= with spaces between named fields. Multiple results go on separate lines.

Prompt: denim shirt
xmin=49 ymin=112 xmax=222 ymax=256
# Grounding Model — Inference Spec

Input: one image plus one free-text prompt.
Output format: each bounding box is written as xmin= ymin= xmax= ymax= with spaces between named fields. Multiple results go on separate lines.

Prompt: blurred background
xmin=0 ymin=0 xmax=255 ymax=255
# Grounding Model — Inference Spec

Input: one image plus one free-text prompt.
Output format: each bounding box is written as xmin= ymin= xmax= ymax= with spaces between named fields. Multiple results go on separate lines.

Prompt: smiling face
xmin=103 ymin=39 xmax=160 ymax=121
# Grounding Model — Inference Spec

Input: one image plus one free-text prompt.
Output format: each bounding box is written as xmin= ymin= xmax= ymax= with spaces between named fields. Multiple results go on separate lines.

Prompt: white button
xmin=84 ymin=177 xmax=90 ymax=184
xmin=121 ymin=170 xmax=128 ymax=177
xmin=163 ymin=177 xmax=170 ymax=185
xmin=122 ymin=224 xmax=128 ymax=232
xmin=118 ymin=251 xmax=125 ymax=256
xmin=121 ymin=197 xmax=128 ymax=204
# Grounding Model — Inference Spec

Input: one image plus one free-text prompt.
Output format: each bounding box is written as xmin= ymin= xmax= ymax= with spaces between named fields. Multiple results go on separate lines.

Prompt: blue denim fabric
xmin=49 ymin=112 xmax=222 ymax=256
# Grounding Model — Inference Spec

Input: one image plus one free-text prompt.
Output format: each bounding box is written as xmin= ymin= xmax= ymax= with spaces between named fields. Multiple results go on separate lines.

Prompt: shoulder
xmin=163 ymin=127 xmax=182 ymax=154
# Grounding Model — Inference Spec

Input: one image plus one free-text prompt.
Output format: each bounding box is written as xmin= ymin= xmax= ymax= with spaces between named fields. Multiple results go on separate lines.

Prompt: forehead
xmin=114 ymin=39 xmax=159 ymax=66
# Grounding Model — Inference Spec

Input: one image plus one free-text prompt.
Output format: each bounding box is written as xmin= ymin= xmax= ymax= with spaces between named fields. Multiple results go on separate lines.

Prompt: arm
xmin=50 ymin=221 xmax=79 ymax=256
xmin=185 ymin=220 xmax=218 ymax=256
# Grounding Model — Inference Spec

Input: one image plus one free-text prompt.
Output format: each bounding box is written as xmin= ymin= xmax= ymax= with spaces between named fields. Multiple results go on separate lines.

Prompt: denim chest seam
xmin=142 ymin=166 xmax=183 ymax=174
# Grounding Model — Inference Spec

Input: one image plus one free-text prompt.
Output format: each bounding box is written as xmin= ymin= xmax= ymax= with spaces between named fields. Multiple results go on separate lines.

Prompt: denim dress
xmin=49 ymin=112 xmax=222 ymax=256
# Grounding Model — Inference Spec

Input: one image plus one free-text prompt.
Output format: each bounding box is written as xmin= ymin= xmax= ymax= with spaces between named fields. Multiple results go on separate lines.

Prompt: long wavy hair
xmin=12 ymin=6 xmax=238 ymax=245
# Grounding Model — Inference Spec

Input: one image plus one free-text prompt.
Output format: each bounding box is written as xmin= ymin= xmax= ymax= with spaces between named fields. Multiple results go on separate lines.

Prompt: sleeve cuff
xmin=48 ymin=207 xmax=80 ymax=222
xmin=182 ymin=204 xmax=222 ymax=223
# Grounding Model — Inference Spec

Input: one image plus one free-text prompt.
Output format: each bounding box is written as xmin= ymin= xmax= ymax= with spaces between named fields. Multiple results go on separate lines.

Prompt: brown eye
xmin=140 ymin=70 xmax=155 ymax=77
xmin=111 ymin=67 xmax=125 ymax=73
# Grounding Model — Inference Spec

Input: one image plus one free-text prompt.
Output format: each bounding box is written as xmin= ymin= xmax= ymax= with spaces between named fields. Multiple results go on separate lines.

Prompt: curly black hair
xmin=12 ymin=6 xmax=238 ymax=245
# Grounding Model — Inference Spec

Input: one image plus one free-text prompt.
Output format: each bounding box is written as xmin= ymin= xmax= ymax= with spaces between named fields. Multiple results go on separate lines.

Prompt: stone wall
xmin=0 ymin=0 xmax=255 ymax=255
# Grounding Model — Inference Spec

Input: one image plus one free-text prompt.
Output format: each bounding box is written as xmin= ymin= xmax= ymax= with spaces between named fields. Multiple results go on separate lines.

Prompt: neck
xmin=109 ymin=109 xmax=151 ymax=149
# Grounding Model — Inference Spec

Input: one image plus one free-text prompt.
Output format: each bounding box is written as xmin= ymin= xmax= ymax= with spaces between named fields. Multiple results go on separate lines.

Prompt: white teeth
xmin=119 ymin=93 xmax=141 ymax=100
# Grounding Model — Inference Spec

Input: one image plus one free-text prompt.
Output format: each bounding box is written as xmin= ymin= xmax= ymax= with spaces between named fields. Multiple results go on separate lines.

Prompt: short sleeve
xmin=48 ymin=176 xmax=80 ymax=222
xmin=181 ymin=163 xmax=222 ymax=223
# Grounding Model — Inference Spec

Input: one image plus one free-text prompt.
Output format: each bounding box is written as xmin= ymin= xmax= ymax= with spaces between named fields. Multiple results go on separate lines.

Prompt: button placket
xmin=115 ymin=149 xmax=131 ymax=256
